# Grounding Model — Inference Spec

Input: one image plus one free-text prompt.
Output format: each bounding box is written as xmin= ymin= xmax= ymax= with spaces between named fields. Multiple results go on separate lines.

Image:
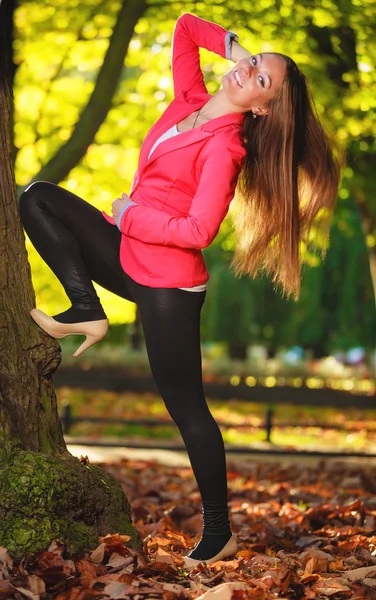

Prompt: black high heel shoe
xmin=30 ymin=308 xmax=109 ymax=357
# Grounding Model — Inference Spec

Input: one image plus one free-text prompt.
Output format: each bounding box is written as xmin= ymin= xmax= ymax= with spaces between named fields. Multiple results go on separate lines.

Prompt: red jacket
xmin=101 ymin=13 xmax=246 ymax=287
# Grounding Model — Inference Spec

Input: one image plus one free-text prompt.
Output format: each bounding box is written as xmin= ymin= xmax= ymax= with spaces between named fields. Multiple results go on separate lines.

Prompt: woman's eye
xmin=258 ymin=75 xmax=265 ymax=88
xmin=251 ymin=56 xmax=257 ymax=66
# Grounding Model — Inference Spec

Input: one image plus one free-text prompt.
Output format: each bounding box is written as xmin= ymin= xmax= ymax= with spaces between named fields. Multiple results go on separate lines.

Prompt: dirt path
xmin=67 ymin=443 xmax=376 ymax=469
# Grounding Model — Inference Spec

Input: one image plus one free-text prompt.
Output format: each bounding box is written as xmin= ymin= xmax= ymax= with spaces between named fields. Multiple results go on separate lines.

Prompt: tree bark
xmin=0 ymin=0 xmax=141 ymax=560
xmin=3 ymin=0 xmax=18 ymax=165
xmin=16 ymin=0 xmax=148 ymax=196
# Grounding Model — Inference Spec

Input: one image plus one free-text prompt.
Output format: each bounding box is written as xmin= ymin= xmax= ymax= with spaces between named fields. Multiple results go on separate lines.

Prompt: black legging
xmin=18 ymin=181 xmax=231 ymax=534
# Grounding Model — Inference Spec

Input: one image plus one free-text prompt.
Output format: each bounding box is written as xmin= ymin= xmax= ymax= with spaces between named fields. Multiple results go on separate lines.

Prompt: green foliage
xmin=203 ymin=195 xmax=375 ymax=352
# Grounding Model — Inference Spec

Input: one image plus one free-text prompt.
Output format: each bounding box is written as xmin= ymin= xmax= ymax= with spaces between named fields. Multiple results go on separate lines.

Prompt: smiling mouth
xmin=233 ymin=71 xmax=243 ymax=88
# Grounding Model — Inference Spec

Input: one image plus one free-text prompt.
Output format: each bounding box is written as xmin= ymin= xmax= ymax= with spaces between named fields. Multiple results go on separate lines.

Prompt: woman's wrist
xmin=230 ymin=40 xmax=252 ymax=63
xmin=116 ymin=201 xmax=137 ymax=230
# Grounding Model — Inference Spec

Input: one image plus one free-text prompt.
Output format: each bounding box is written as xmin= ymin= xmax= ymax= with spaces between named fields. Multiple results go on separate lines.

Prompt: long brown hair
xmin=231 ymin=54 xmax=342 ymax=300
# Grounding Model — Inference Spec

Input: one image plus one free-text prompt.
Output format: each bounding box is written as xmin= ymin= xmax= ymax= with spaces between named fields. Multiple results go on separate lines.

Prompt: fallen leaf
xmin=300 ymin=573 xmax=321 ymax=584
xmin=77 ymin=559 xmax=97 ymax=587
xmin=342 ymin=566 xmax=376 ymax=582
xmin=27 ymin=574 xmax=46 ymax=595
xmin=313 ymin=578 xmax=351 ymax=596
xmin=300 ymin=549 xmax=334 ymax=562
xmin=249 ymin=554 xmax=281 ymax=568
xmin=303 ymin=557 xmax=328 ymax=576
xmin=329 ymin=558 xmax=348 ymax=571
xmin=0 ymin=548 xmax=13 ymax=569
xmin=195 ymin=582 xmax=249 ymax=600
xmin=10 ymin=586 xmax=39 ymax=600
xmin=154 ymin=547 xmax=176 ymax=567
xmin=90 ymin=542 xmax=106 ymax=564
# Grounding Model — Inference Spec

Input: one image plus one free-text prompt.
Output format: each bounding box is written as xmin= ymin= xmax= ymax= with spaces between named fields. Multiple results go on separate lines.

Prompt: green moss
xmin=0 ymin=449 xmax=142 ymax=560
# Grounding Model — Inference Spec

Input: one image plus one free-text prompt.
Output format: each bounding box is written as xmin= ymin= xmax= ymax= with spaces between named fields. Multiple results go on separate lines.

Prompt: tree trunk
xmin=0 ymin=0 xmax=141 ymax=560
xmin=4 ymin=0 xmax=18 ymax=166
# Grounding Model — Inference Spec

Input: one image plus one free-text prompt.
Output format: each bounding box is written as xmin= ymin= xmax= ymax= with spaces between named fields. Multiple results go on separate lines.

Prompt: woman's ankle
xmin=52 ymin=306 xmax=107 ymax=323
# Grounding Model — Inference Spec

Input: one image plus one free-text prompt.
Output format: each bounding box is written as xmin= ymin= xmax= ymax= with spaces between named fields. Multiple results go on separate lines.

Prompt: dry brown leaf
xmin=208 ymin=559 xmax=241 ymax=571
xmin=304 ymin=587 xmax=319 ymax=599
xmin=329 ymin=558 xmax=348 ymax=571
xmin=47 ymin=540 xmax=65 ymax=556
xmin=107 ymin=552 xmax=134 ymax=570
xmin=300 ymin=549 xmax=334 ymax=563
xmin=0 ymin=547 xmax=13 ymax=569
xmin=27 ymin=574 xmax=46 ymax=595
xmin=313 ymin=578 xmax=351 ymax=596
xmin=303 ymin=557 xmax=328 ymax=576
xmin=94 ymin=573 xmax=127 ymax=585
xmin=251 ymin=574 xmax=279 ymax=591
xmin=90 ymin=542 xmax=106 ymax=564
xmin=195 ymin=582 xmax=249 ymax=600
xmin=249 ymin=554 xmax=281 ymax=568
xmin=154 ymin=547 xmax=176 ymax=567
xmin=102 ymin=581 xmax=135 ymax=599
xmin=99 ymin=533 xmax=131 ymax=544
xmin=77 ymin=559 xmax=97 ymax=588
xmin=300 ymin=573 xmax=321 ymax=584
xmin=148 ymin=535 xmax=173 ymax=549
xmin=10 ymin=586 xmax=39 ymax=600
xmin=342 ymin=566 xmax=376 ymax=582
xmin=189 ymin=581 xmax=211 ymax=595
xmin=165 ymin=530 xmax=187 ymax=548
xmin=35 ymin=550 xmax=65 ymax=570
xmin=62 ymin=559 xmax=76 ymax=576
xmin=0 ymin=580 xmax=13 ymax=595
xmin=236 ymin=549 xmax=253 ymax=560
xmin=148 ymin=560 xmax=178 ymax=573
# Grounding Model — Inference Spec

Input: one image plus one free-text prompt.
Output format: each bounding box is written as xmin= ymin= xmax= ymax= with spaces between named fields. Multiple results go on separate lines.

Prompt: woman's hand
xmin=111 ymin=193 xmax=132 ymax=220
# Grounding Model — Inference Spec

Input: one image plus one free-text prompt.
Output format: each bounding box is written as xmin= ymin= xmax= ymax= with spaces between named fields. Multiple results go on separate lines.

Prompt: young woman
xmin=19 ymin=13 xmax=340 ymax=567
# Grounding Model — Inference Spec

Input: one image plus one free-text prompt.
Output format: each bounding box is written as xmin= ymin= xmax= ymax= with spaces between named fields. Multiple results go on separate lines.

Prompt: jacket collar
xmin=137 ymin=90 xmax=245 ymax=175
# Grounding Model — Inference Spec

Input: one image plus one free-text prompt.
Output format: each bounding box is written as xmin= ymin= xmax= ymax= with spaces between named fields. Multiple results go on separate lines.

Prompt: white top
xmin=148 ymin=124 xmax=180 ymax=159
xmin=148 ymin=124 xmax=207 ymax=293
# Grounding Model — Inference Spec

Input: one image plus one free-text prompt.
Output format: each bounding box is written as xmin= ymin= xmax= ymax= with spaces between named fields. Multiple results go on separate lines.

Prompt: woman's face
xmin=222 ymin=53 xmax=287 ymax=115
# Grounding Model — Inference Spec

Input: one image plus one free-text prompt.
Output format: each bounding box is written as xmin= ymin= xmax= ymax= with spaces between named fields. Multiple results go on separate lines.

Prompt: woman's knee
xmin=19 ymin=181 xmax=53 ymax=213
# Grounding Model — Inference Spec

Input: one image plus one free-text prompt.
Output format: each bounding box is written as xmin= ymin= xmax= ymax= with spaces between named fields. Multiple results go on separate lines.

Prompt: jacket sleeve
xmin=171 ymin=12 xmax=239 ymax=98
xmin=118 ymin=143 xmax=245 ymax=249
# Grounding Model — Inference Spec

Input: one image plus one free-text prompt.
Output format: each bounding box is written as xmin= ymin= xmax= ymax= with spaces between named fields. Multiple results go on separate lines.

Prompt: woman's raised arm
xmin=229 ymin=39 xmax=253 ymax=63
xmin=171 ymin=12 xmax=239 ymax=98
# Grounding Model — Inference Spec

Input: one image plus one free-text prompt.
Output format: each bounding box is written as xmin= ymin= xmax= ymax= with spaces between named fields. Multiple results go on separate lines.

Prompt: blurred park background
xmin=10 ymin=0 xmax=376 ymax=453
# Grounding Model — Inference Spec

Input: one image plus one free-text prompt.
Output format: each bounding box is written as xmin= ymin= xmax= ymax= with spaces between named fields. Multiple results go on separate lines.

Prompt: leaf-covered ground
xmin=2 ymin=456 xmax=376 ymax=599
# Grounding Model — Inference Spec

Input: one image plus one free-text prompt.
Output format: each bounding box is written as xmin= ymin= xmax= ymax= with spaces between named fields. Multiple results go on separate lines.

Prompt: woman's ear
xmin=252 ymin=106 xmax=270 ymax=117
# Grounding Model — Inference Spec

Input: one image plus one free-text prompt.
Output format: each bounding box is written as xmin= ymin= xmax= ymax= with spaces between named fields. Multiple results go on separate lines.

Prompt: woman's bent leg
xmin=19 ymin=181 xmax=133 ymax=320
xmin=127 ymin=279 xmax=232 ymax=560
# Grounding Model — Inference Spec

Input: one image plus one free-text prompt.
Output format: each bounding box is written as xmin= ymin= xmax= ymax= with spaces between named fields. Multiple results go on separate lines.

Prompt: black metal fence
xmin=54 ymin=366 xmax=376 ymax=457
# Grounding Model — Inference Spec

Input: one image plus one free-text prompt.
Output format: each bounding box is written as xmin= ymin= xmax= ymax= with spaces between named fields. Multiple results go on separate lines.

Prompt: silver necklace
xmin=191 ymin=108 xmax=202 ymax=129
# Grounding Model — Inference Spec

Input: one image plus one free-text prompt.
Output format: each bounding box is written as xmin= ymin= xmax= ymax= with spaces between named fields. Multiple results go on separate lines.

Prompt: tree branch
xmin=17 ymin=0 xmax=148 ymax=196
